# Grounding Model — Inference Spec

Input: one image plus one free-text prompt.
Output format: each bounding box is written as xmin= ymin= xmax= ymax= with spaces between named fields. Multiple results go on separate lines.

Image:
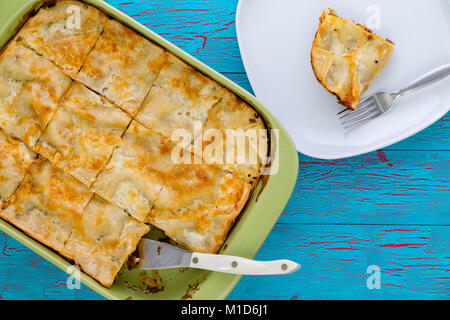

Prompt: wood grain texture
xmin=0 ymin=234 xmax=99 ymax=300
xmin=282 ymin=151 xmax=450 ymax=225
xmin=229 ymin=224 xmax=450 ymax=300
xmin=105 ymin=0 xmax=244 ymax=73
xmin=0 ymin=0 xmax=448 ymax=300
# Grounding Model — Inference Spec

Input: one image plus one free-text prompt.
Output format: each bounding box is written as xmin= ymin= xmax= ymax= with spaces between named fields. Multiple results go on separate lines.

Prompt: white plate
xmin=236 ymin=0 xmax=450 ymax=159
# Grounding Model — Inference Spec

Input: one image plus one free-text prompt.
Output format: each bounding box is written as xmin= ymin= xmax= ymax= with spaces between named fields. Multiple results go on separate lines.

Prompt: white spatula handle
xmin=190 ymin=253 xmax=300 ymax=275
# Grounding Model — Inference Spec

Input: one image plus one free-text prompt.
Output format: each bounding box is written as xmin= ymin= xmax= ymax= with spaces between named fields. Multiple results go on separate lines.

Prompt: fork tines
xmin=338 ymin=97 xmax=381 ymax=129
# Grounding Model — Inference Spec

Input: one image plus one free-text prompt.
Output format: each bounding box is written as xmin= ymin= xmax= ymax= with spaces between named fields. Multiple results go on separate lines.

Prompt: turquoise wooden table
xmin=0 ymin=0 xmax=449 ymax=300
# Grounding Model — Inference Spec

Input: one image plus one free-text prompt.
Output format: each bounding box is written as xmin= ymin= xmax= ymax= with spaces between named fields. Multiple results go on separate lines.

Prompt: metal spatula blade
xmin=137 ymin=239 xmax=300 ymax=275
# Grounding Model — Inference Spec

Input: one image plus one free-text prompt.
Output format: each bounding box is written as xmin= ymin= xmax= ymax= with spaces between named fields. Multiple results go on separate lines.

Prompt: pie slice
xmin=0 ymin=43 xmax=72 ymax=148
xmin=76 ymin=19 xmax=167 ymax=116
xmin=62 ymin=195 xmax=149 ymax=287
xmin=311 ymin=9 xmax=394 ymax=109
xmin=202 ymin=91 xmax=268 ymax=186
xmin=150 ymin=165 xmax=252 ymax=254
xmin=135 ymin=54 xmax=226 ymax=139
xmin=15 ymin=0 xmax=106 ymax=78
xmin=35 ymin=83 xmax=131 ymax=187
xmin=0 ymin=158 xmax=93 ymax=253
xmin=92 ymin=121 xmax=184 ymax=223
xmin=0 ymin=130 xmax=35 ymax=207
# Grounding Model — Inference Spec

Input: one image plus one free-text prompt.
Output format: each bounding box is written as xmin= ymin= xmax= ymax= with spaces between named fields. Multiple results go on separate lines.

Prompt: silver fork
xmin=339 ymin=64 xmax=450 ymax=129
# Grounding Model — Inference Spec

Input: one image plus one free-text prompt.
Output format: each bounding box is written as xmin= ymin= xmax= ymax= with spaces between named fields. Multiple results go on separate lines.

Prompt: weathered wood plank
xmin=0 ymin=0 xmax=448 ymax=301
xmin=104 ymin=0 xmax=244 ymax=73
xmin=280 ymin=150 xmax=450 ymax=225
xmin=229 ymin=224 xmax=450 ymax=300
xmin=0 ymin=234 xmax=100 ymax=300
xmin=388 ymin=114 xmax=450 ymax=150
xmin=3 ymin=224 xmax=449 ymax=300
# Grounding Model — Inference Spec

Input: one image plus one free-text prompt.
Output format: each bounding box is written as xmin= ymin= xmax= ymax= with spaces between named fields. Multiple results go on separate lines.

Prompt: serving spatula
xmin=135 ymin=239 xmax=300 ymax=275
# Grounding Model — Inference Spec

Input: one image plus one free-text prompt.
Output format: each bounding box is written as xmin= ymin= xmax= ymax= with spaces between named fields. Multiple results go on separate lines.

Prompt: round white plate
xmin=236 ymin=0 xmax=450 ymax=159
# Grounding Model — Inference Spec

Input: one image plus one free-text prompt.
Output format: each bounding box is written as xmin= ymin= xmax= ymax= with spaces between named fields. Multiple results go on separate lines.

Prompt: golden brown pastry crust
xmin=35 ymin=83 xmax=131 ymax=187
xmin=94 ymin=120 xmax=254 ymax=254
xmin=135 ymin=54 xmax=226 ymax=138
xmin=0 ymin=130 xmax=35 ymax=207
xmin=0 ymin=42 xmax=72 ymax=148
xmin=311 ymin=9 xmax=394 ymax=109
xmin=202 ymin=91 xmax=268 ymax=186
xmin=62 ymin=195 xmax=149 ymax=287
xmin=76 ymin=19 xmax=167 ymax=116
xmin=16 ymin=0 xmax=106 ymax=78
xmin=91 ymin=121 xmax=178 ymax=223
xmin=0 ymin=0 xmax=268 ymax=287
xmin=150 ymin=168 xmax=252 ymax=254
xmin=0 ymin=158 xmax=93 ymax=253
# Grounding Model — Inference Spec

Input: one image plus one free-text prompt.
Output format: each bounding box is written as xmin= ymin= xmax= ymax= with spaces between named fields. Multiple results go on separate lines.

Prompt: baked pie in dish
xmin=311 ymin=9 xmax=394 ymax=109
xmin=0 ymin=0 xmax=268 ymax=287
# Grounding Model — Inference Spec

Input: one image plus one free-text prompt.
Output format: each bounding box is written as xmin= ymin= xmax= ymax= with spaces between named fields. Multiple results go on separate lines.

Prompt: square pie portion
xmin=0 ymin=43 xmax=72 ymax=148
xmin=135 ymin=54 xmax=225 ymax=138
xmin=35 ymin=83 xmax=131 ymax=187
xmin=92 ymin=121 xmax=182 ymax=223
xmin=202 ymin=91 xmax=268 ymax=186
xmin=16 ymin=0 xmax=106 ymax=78
xmin=62 ymin=195 xmax=149 ymax=288
xmin=0 ymin=130 xmax=35 ymax=207
xmin=150 ymin=165 xmax=252 ymax=254
xmin=0 ymin=158 xmax=93 ymax=252
xmin=76 ymin=19 xmax=167 ymax=116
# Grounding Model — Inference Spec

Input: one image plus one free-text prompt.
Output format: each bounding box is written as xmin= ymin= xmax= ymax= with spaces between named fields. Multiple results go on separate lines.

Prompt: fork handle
xmin=398 ymin=64 xmax=450 ymax=96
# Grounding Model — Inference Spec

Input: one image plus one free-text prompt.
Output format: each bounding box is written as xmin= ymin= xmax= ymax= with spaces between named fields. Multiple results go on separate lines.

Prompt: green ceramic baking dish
xmin=0 ymin=0 xmax=299 ymax=300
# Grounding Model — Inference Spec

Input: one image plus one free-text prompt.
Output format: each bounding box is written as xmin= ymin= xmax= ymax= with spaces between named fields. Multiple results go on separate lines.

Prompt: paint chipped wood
xmin=0 ymin=0 xmax=448 ymax=300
